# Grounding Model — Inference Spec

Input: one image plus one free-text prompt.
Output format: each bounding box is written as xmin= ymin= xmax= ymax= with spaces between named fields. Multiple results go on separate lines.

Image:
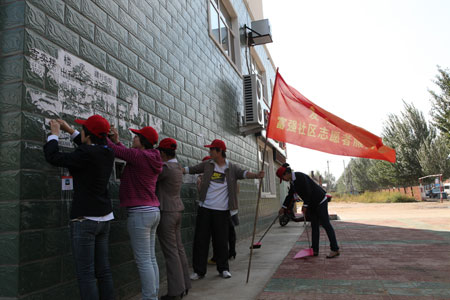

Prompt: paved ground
xmin=159 ymin=201 xmax=450 ymax=299
xmin=258 ymin=202 xmax=450 ymax=299
xmin=184 ymin=217 xmax=305 ymax=300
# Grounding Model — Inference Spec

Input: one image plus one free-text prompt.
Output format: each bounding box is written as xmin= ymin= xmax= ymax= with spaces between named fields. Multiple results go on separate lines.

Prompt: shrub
xmin=332 ymin=191 xmax=416 ymax=203
xmin=386 ymin=193 xmax=416 ymax=203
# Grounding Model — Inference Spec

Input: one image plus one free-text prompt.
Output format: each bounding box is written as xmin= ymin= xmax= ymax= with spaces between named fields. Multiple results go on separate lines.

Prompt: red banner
xmin=267 ymin=72 xmax=396 ymax=163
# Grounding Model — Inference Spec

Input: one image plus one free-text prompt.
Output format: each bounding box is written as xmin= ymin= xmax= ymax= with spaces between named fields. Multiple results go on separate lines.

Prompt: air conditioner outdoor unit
xmin=243 ymin=74 xmax=264 ymax=126
xmin=240 ymin=74 xmax=268 ymax=136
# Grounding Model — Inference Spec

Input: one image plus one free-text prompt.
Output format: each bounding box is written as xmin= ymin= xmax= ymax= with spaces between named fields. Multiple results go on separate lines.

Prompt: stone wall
xmin=0 ymin=0 xmax=282 ymax=298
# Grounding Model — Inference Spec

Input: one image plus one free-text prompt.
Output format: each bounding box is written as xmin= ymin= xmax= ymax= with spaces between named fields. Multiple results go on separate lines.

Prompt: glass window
xmin=210 ymin=2 xmax=220 ymax=42
xmin=219 ymin=1 xmax=232 ymax=27
xmin=220 ymin=19 xmax=229 ymax=55
xmin=259 ymin=146 xmax=275 ymax=196
xmin=209 ymin=0 xmax=236 ymax=64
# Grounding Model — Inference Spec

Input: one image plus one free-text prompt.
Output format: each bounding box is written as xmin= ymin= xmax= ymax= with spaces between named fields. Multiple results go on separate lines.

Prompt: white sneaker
xmin=190 ymin=272 xmax=204 ymax=280
xmin=220 ymin=270 xmax=232 ymax=279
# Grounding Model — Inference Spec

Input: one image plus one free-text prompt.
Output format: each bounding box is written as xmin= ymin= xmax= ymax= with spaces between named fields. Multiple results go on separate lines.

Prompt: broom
xmin=250 ymin=214 xmax=279 ymax=249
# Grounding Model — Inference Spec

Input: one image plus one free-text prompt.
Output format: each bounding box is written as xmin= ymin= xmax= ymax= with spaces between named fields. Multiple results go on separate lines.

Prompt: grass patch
xmin=332 ymin=191 xmax=417 ymax=203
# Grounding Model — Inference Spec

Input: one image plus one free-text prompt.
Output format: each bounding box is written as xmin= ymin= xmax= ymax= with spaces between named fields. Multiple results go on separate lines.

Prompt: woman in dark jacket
xmin=277 ymin=163 xmax=340 ymax=258
xmin=44 ymin=115 xmax=115 ymax=299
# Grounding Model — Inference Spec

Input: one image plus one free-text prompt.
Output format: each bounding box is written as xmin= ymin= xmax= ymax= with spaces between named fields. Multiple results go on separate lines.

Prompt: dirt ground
xmin=328 ymin=201 xmax=450 ymax=231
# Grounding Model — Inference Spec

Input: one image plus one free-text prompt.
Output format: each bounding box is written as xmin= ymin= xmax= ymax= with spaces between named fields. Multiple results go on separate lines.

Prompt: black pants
xmin=228 ymin=223 xmax=236 ymax=257
xmin=211 ymin=220 xmax=236 ymax=260
xmin=193 ymin=207 xmax=230 ymax=275
xmin=309 ymin=201 xmax=339 ymax=253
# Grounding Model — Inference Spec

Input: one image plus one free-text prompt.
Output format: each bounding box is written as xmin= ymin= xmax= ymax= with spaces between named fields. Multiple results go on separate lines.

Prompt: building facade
xmin=0 ymin=0 xmax=288 ymax=298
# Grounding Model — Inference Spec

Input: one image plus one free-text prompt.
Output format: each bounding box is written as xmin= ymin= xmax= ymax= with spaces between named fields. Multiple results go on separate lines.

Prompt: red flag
xmin=267 ymin=72 xmax=396 ymax=163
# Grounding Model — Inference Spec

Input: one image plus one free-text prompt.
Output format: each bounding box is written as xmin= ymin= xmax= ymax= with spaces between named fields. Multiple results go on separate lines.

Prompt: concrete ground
xmin=185 ymin=218 xmax=305 ymax=300
xmin=180 ymin=201 xmax=450 ymax=300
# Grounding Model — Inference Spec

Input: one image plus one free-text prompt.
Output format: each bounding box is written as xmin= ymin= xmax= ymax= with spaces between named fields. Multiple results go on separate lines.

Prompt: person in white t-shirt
xmin=183 ymin=139 xmax=264 ymax=280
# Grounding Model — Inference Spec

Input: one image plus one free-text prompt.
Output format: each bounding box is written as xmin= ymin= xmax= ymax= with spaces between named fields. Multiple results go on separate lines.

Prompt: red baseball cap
xmin=75 ymin=115 xmax=110 ymax=138
xmin=204 ymin=139 xmax=226 ymax=151
xmin=276 ymin=166 xmax=288 ymax=183
xmin=130 ymin=126 xmax=158 ymax=145
xmin=158 ymin=138 xmax=177 ymax=150
xmin=202 ymin=156 xmax=211 ymax=161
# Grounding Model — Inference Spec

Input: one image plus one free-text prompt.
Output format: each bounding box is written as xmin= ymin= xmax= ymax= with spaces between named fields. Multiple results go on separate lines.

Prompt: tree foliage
xmin=349 ymin=158 xmax=378 ymax=192
xmin=381 ymin=101 xmax=435 ymax=186
xmin=322 ymin=171 xmax=336 ymax=192
xmin=336 ymin=68 xmax=450 ymax=193
xmin=417 ymin=134 xmax=450 ymax=178
xmin=311 ymin=169 xmax=336 ymax=192
xmin=430 ymin=67 xmax=450 ymax=142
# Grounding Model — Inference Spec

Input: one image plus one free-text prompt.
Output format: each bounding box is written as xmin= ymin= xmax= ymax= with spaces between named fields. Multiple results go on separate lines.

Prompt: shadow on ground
xmin=258 ymin=219 xmax=450 ymax=299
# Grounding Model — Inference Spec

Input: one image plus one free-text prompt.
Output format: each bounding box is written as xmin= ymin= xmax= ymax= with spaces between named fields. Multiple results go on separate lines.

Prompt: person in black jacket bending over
xmin=276 ymin=163 xmax=340 ymax=258
xmin=43 ymin=115 xmax=115 ymax=300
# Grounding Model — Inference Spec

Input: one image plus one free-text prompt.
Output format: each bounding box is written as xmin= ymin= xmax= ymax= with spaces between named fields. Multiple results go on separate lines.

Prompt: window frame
xmin=207 ymin=0 xmax=241 ymax=74
xmin=258 ymin=142 xmax=276 ymax=198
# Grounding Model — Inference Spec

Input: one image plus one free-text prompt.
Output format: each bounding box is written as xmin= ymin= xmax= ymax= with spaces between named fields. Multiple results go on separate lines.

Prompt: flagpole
xmin=246 ymin=69 xmax=279 ymax=283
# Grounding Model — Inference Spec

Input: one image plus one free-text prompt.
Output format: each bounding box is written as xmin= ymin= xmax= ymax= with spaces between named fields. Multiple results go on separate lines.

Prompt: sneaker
xmin=190 ymin=272 xmax=204 ymax=280
xmin=220 ymin=270 xmax=232 ymax=279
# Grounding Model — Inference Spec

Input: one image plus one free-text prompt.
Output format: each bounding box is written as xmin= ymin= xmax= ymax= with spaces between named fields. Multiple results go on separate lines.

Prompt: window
xmin=208 ymin=0 xmax=237 ymax=64
xmin=258 ymin=145 xmax=276 ymax=197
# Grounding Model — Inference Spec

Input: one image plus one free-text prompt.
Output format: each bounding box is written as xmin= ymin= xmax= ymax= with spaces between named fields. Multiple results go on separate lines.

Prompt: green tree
xmin=430 ymin=67 xmax=450 ymax=142
xmin=381 ymin=101 xmax=435 ymax=186
xmin=417 ymin=134 xmax=450 ymax=178
xmin=335 ymin=175 xmax=346 ymax=194
xmin=367 ymin=160 xmax=398 ymax=188
xmin=349 ymin=158 xmax=379 ymax=192
xmin=336 ymin=163 xmax=356 ymax=194
xmin=322 ymin=171 xmax=336 ymax=192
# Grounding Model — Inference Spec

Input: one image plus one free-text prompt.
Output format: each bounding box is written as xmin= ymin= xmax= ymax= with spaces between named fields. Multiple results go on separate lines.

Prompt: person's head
xmin=276 ymin=163 xmax=292 ymax=183
xmin=204 ymin=139 xmax=226 ymax=160
xmin=129 ymin=126 xmax=158 ymax=149
xmin=157 ymin=138 xmax=177 ymax=161
xmin=75 ymin=115 xmax=110 ymax=145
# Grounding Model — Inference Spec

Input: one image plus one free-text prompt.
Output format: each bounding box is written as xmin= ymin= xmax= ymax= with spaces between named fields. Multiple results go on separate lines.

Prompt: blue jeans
xmin=127 ymin=211 xmax=160 ymax=300
xmin=70 ymin=220 xmax=114 ymax=300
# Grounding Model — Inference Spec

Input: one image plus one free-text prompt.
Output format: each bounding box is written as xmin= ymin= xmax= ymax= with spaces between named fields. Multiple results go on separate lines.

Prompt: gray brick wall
xmin=0 ymin=0 xmax=281 ymax=298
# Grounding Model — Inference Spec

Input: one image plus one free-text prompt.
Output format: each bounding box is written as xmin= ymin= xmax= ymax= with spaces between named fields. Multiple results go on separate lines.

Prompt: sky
xmin=262 ymin=0 xmax=450 ymax=179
